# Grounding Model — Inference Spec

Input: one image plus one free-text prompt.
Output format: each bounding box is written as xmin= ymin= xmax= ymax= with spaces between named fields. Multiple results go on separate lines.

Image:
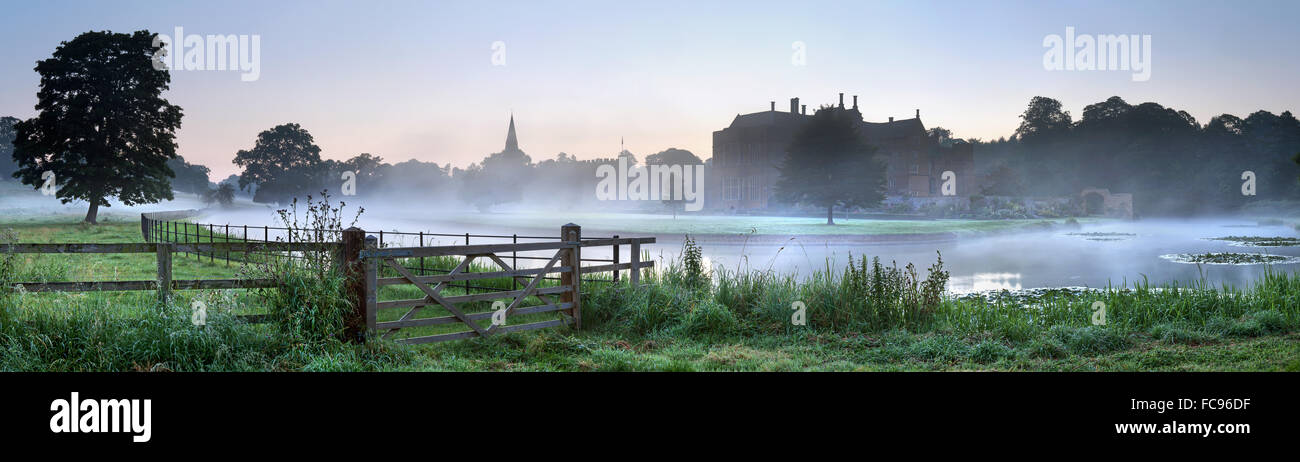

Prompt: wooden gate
xmin=357 ymin=224 xmax=587 ymax=344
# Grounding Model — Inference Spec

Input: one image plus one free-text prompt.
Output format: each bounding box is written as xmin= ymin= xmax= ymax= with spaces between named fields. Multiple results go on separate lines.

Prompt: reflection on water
xmin=951 ymin=272 xmax=1023 ymax=292
xmin=645 ymin=218 xmax=1300 ymax=294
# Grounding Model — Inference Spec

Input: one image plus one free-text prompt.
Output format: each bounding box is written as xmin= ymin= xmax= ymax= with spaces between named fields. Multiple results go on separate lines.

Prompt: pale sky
xmin=2 ymin=0 xmax=1297 ymax=178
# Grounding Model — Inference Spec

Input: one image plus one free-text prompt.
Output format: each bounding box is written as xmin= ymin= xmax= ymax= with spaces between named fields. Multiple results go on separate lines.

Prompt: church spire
xmin=504 ymin=113 xmax=519 ymax=152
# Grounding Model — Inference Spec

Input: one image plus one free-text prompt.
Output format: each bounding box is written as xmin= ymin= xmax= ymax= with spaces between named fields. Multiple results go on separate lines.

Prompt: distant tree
xmin=775 ymin=106 xmax=886 ymax=225
xmin=381 ymin=159 xmax=449 ymax=195
xmin=11 ymin=30 xmax=183 ymax=224
xmin=219 ymin=173 xmax=254 ymax=199
xmin=167 ymin=156 xmax=212 ymax=195
xmin=926 ymin=127 xmax=956 ymax=147
xmin=232 ymin=123 xmax=326 ymax=205
xmin=1294 ymin=151 xmax=1300 ymax=184
xmin=202 ymin=183 xmax=236 ymax=208
xmin=458 ymin=147 xmax=532 ymax=211
xmin=0 ymin=116 xmax=18 ymax=178
xmin=338 ymin=153 xmax=384 ymax=194
xmin=979 ymin=164 xmax=1024 ymax=196
xmin=1014 ymin=96 xmax=1072 ymax=141
xmin=645 ymin=148 xmax=703 ymax=218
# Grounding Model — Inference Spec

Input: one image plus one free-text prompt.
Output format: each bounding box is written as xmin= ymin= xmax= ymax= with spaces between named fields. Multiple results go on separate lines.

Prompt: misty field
xmin=3 ymin=217 xmax=1299 ymax=372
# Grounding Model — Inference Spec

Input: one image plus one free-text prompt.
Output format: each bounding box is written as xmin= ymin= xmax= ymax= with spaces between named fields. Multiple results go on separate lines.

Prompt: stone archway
xmin=1078 ymin=188 xmax=1134 ymax=219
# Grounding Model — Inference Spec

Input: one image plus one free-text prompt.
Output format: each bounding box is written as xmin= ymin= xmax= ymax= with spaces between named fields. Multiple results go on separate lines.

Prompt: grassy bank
xmin=2 ymin=217 xmax=1298 ymax=371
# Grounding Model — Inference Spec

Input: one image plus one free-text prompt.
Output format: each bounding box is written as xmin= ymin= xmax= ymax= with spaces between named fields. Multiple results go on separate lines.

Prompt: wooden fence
xmin=0 ymin=242 xmax=338 ymax=327
xmin=6 ymin=219 xmax=654 ymax=342
xmin=354 ymin=223 xmax=655 ymax=344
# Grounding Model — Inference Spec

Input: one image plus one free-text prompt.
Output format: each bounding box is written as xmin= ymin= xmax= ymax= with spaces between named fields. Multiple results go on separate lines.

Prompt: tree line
xmin=973 ymin=96 xmax=1300 ymax=215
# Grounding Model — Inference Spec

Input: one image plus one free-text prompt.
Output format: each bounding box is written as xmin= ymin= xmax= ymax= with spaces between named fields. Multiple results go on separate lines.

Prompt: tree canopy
xmin=11 ymin=30 xmax=183 ymax=223
xmin=775 ymin=106 xmax=886 ymax=224
xmin=168 ymin=156 xmax=213 ymax=195
xmin=233 ymin=123 xmax=326 ymax=205
xmin=0 ymin=116 xmax=19 ymax=178
xmin=976 ymin=95 xmax=1300 ymax=214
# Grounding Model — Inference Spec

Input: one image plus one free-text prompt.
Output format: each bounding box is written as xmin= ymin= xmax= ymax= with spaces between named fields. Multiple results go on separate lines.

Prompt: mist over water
xmin=199 ymin=200 xmax=1300 ymax=293
xmin=672 ymin=218 xmax=1300 ymax=293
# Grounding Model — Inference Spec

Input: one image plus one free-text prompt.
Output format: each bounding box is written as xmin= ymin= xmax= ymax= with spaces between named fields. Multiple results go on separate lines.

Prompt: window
xmin=724 ymin=177 xmax=742 ymax=201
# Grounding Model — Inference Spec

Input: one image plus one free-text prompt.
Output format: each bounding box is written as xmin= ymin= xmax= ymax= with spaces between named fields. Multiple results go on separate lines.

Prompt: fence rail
xmin=1 ymin=241 xmax=338 ymax=297
xmin=6 ymin=214 xmax=655 ymax=342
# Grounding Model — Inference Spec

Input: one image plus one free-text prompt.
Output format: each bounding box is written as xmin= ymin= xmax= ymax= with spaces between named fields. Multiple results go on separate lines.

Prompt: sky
xmin=2 ymin=0 xmax=1298 ymax=179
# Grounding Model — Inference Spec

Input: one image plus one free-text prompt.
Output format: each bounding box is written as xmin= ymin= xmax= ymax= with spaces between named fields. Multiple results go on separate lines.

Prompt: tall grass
xmin=240 ymin=192 xmax=358 ymax=343
xmin=583 ymin=239 xmax=1300 ymax=355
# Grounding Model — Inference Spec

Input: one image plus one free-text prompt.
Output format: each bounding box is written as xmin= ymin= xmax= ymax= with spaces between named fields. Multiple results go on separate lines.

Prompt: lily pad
xmin=1207 ymin=236 xmax=1300 ymax=247
xmin=1160 ymin=252 xmax=1299 ymax=265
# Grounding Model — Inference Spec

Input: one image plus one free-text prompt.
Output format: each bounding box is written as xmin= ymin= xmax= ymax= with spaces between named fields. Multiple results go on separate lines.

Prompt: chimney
xmin=916 ymin=109 xmax=920 ymax=118
xmin=889 ymin=116 xmax=894 ymax=122
xmin=852 ymin=95 xmax=858 ymax=110
xmin=801 ymin=104 xmax=806 ymax=115
xmin=790 ymin=97 xmax=799 ymax=114
xmin=838 ymin=93 xmax=844 ymax=108
xmin=771 ymin=101 xmax=776 ymax=111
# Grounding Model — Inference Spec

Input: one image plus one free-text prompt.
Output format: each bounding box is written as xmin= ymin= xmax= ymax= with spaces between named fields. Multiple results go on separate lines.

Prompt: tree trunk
xmin=84 ymin=201 xmax=100 ymax=224
xmin=826 ymin=205 xmax=835 ymax=225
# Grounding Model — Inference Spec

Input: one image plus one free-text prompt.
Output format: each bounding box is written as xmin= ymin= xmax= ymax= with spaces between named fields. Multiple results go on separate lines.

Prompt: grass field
xmin=2 ymin=217 xmax=1298 ymax=372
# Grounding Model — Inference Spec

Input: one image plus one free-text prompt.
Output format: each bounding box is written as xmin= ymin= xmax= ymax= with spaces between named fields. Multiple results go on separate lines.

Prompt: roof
xmin=719 ymin=109 xmax=925 ymax=141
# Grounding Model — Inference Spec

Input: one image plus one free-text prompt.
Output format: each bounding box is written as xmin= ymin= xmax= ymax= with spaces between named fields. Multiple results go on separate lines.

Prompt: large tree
xmin=0 ymin=116 xmax=19 ymax=178
xmin=233 ymin=123 xmax=327 ymax=205
xmin=1014 ymin=96 xmax=1072 ymax=142
xmin=775 ymin=106 xmax=886 ymax=225
xmin=11 ymin=30 xmax=183 ymax=223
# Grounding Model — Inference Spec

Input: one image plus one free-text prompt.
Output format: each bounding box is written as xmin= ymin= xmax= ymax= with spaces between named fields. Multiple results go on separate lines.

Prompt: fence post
xmin=364 ymin=235 xmax=378 ymax=333
xmin=342 ymin=227 xmax=367 ymax=342
xmin=156 ymin=242 xmax=172 ymax=303
xmin=561 ymin=223 xmax=581 ymax=330
xmin=612 ymin=234 xmax=620 ymax=283
xmin=630 ymin=240 xmax=641 ymax=286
